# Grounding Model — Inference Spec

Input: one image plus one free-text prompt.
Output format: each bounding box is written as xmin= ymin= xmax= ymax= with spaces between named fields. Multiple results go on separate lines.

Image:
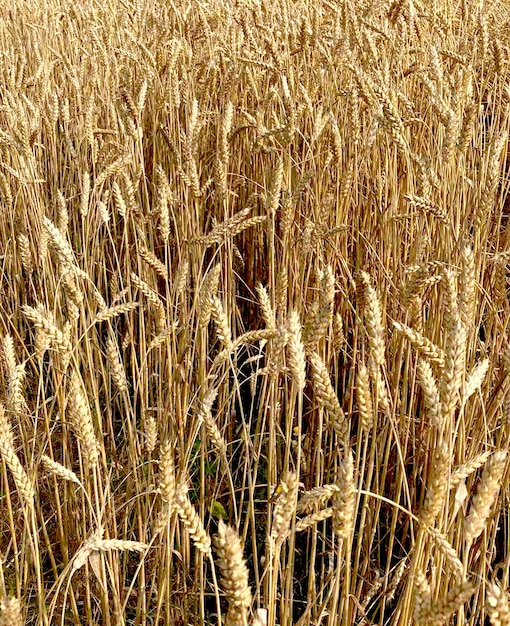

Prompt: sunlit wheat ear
xmin=256 ymin=283 xmax=276 ymax=330
xmin=286 ymin=310 xmax=306 ymax=391
xmin=90 ymin=538 xmax=148 ymax=554
xmin=154 ymin=440 xmax=176 ymax=536
xmin=332 ymin=450 xmax=356 ymax=541
xmin=175 ymin=484 xmax=211 ymax=556
xmin=0 ymin=595 xmax=23 ymax=626
xmin=72 ymin=534 xmax=148 ymax=572
xmin=421 ymin=582 xmax=475 ymax=624
xmin=357 ymin=361 xmax=373 ymax=431
xmin=18 ymin=233 xmax=33 ymax=273
xmin=23 ymin=304 xmax=72 ymax=360
xmin=270 ymin=471 xmax=299 ymax=549
xmin=0 ymin=405 xmax=34 ymax=508
xmin=94 ymin=302 xmax=139 ymax=323
xmin=2 ymin=335 xmax=26 ymax=416
xmin=440 ymin=268 xmax=467 ymax=424
xmin=413 ymin=572 xmax=432 ymax=625
xmin=464 ymin=450 xmax=508 ymax=548
xmin=450 ymin=451 xmax=492 ymax=488
xmin=393 ymin=321 xmax=445 ymax=367
xmin=358 ymin=271 xmax=388 ymax=411
xmin=154 ymin=164 xmax=171 ymax=241
xmin=211 ymin=296 xmax=233 ymax=351
xmin=309 ymin=351 xmax=347 ymax=438
xmin=67 ymin=372 xmax=100 ymax=470
xmin=297 ymin=484 xmax=341 ymax=513
xmin=423 ymin=527 xmax=464 ymax=579
xmin=461 ymin=358 xmax=490 ymax=407
xmin=487 ymin=581 xmax=510 ymax=626
xmin=42 ymin=215 xmax=75 ymax=265
xmin=41 ymin=455 xmax=80 ymax=486
xmin=144 ymin=415 xmax=157 ymax=454
xmin=130 ymin=273 xmax=166 ymax=333
xmin=199 ymin=263 xmax=222 ymax=329
xmin=197 ymin=387 xmax=228 ymax=459
xmin=105 ymin=334 xmax=128 ymax=394
xmin=139 ymin=244 xmax=168 ymax=280
xmin=459 ymin=244 xmax=476 ymax=330
xmin=158 ymin=440 xmax=176 ymax=508
xmin=421 ymin=439 xmax=449 ymax=527
xmin=416 ymin=359 xmax=442 ymax=429
xmin=197 ymin=208 xmax=266 ymax=247
xmin=295 ymin=507 xmax=333 ymax=532
xmin=214 ymin=520 xmax=252 ymax=625
xmin=305 ymin=265 xmax=335 ymax=348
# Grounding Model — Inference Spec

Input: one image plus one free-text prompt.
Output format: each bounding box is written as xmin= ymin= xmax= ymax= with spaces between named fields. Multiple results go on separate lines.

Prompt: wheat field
xmin=0 ymin=0 xmax=509 ymax=624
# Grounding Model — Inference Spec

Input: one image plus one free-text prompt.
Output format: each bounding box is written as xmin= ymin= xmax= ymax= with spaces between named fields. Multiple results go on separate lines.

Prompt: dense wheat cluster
xmin=0 ymin=0 xmax=510 ymax=624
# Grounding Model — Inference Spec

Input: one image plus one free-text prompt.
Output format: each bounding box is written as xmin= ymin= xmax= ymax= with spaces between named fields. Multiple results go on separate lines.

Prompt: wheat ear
xmin=175 ymin=484 xmax=211 ymax=556
xmin=270 ymin=471 xmax=299 ymax=549
xmin=286 ymin=310 xmax=306 ymax=392
xmin=0 ymin=404 xmax=34 ymax=508
xmin=0 ymin=596 xmax=23 ymax=626
xmin=464 ymin=450 xmax=507 ymax=547
xmin=309 ymin=351 xmax=346 ymax=437
xmin=487 ymin=581 xmax=510 ymax=626
xmin=332 ymin=450 xmax=356 ymax=540
xmin=214 ymin=520 xmax=252 ymax=624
